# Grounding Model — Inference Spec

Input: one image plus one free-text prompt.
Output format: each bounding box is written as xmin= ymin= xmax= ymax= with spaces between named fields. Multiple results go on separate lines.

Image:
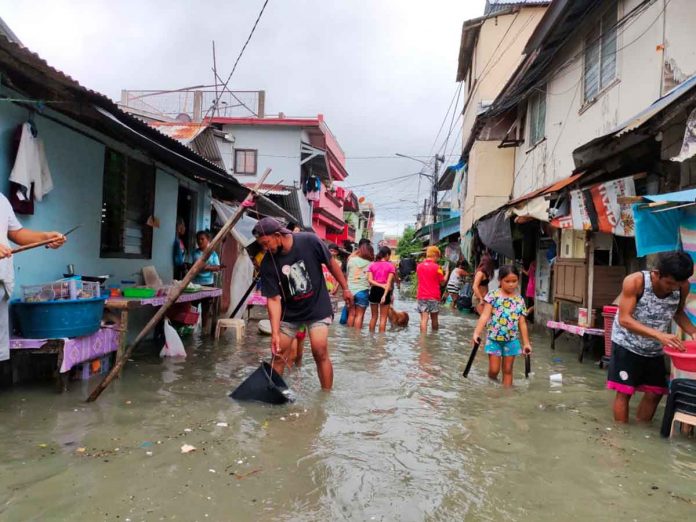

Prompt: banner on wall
xmin=550 ymin=176 xmax=636 ymax=236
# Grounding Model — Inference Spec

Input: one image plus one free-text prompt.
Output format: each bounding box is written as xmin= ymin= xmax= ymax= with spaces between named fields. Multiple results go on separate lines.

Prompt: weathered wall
xmin=512 ymin=0 xmax=696 ymax=197
xmin=461 ymin=140 xmax=515 ymax=232
xmin=0 ymin=100 xmax=207 ymax=295
xmin=217 ymin=125 xmax=303 ymax=187
xmin=462 ymin=6 xmax=549 ymax=145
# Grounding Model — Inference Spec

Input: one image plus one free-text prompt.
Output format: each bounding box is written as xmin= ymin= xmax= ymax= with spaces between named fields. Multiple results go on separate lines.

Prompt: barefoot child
xmin=472 ymin=265 xmax=531 ymax=387
xmin=367 ymin=246 xmax=396 ymax=332
xmin=416 ymin=246 xmax=446 ymax=333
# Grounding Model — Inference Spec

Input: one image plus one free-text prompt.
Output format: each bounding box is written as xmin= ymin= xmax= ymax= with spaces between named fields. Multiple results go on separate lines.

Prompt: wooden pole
xmin=86 ymin=169 xmax=272 ymax=402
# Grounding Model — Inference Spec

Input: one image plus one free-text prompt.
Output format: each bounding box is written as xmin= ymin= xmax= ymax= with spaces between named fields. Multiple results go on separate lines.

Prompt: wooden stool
xmin=215 ymin=318 xmax=245 ymax=341
xmin=670 ymin=411 xmax=696 ymax=437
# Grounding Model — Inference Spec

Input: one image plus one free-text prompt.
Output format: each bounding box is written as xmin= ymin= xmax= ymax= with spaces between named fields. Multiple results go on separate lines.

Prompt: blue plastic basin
xmin=11 ymin=297 xmax=107 ymax=339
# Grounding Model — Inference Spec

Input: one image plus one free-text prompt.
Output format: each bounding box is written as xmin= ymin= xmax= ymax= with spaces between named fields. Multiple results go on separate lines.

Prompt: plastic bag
xmin=160 ymin=318 xmax=187 ymax=358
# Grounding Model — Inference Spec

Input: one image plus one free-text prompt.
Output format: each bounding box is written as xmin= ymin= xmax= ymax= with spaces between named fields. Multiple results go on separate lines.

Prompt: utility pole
xmin=429 ymin=154 xmax=445 ymax=245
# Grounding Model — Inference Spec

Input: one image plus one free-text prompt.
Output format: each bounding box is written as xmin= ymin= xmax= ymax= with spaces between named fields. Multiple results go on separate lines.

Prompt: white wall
xmin=217 ymin=125 xmax=303 ymax=187
xmin=512 ymin=0 xmax=696 ymax=197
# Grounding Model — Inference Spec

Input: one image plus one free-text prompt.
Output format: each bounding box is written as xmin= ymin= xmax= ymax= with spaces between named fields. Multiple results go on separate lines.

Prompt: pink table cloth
xmin=546 ymin=320 xmax=604 ymax=337
xmin=10 ymin=326 xmax=120 ymax=373
xmin=107 ymin=288 xmax=222 ymax=308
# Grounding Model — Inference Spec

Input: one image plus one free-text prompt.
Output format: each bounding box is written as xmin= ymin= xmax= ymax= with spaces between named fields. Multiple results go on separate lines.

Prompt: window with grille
xmin=234 ymin=149 xmax=257 ymax=175
xmin=100 ymin=149 xmax=156 ymax=258
xmin=584 ymin=3 xmax=617 ymax=103
xmin=528 ymin=90 xmax=546 ymax=145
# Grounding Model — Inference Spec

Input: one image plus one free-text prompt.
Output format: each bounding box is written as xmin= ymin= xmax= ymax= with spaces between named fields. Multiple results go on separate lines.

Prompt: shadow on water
xmin=0 ymin=295 xmax=694 ymax=521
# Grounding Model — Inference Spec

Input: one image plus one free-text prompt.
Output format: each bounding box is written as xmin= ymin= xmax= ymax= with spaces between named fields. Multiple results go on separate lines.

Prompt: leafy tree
xmin=396 ymin=226 xmax=423 ymax=258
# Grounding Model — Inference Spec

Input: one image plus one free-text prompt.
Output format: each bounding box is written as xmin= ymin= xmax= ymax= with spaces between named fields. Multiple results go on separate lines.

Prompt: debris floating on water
xmin=181 ymin=444 xmax=197 ymax=454
xmin=216 ymin=422 xmax=228 ymax=428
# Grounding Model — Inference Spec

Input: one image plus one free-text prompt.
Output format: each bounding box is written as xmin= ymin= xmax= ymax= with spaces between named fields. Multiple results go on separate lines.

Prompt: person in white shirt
xmin=0 ymin=194 xmax=65 ymax=362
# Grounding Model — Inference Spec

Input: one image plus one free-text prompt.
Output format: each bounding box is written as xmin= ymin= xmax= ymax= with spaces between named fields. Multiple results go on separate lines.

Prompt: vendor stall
xmin=105 ymin=287 xmax=222 ymax=359
xmin=547 ymin=228 xmax=627 ymax=362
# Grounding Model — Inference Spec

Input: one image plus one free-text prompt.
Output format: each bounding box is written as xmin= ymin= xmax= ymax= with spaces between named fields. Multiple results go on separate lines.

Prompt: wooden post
xmin=86 ymin=169 xmax=272 ymax=402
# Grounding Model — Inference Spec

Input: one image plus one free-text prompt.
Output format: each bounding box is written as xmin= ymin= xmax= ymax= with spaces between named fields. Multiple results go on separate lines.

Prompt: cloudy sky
xmin=3 ymin=0 xmax=486 ymax=234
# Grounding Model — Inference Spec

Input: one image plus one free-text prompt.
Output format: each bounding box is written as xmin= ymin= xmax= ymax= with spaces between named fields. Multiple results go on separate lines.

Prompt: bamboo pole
xmin=86 ymin=169 xmax=272 ymax=402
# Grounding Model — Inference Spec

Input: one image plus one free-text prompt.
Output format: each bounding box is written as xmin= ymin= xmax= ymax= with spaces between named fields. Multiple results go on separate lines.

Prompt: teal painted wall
xmin=0 ymin=101 xmax=207 ymax=296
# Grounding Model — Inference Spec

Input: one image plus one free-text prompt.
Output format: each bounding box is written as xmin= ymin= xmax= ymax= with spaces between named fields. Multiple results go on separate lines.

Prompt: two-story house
xmin=468 ymin=0 xmax=696 ymax=325
xmin=450 ymin=0 xmax=550 ymax=237
xmin=209 ymin=114 xmax=351 ymax=240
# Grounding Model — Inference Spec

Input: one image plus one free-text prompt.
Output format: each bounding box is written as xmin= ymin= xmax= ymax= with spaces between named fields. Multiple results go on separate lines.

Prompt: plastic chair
xmin=215 ymin=318 xmax=245 ymax=341
xmin=670 ymin=412 xmax=696 ymax=437
xmin=660 ymin=379 xmax=696 ymax=437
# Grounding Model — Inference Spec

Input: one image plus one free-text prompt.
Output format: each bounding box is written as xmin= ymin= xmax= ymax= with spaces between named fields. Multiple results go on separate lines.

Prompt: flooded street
xmin=1 ymin=296 xmax=695 ymax=521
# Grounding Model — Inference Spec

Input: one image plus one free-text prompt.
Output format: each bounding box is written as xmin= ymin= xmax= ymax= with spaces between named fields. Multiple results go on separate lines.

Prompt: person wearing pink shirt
xmin=367 ymin=246 xmax=397 ymax=332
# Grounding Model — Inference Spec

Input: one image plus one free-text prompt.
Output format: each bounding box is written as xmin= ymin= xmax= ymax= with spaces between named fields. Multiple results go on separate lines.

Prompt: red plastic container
xmin=602 ymin=305 xmax=619 ymax=358
xmin=664 ymin=341 xmax=696 ymax=372
xmin=167 ymin=303 xmax=200 ymax=325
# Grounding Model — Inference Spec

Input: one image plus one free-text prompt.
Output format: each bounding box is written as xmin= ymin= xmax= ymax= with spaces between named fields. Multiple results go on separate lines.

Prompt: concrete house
xmin=452 ymin=0 xmax=550 ymax=236
xmin=209 ymin=115 xmax=352 ymax=240
xmin=468 ymin=0 xmax=696 ymax=329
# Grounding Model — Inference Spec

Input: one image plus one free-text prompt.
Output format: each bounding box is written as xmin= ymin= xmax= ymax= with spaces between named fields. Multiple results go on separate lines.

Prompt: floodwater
xmin=0 ymin=296 xmax=694 ymax=521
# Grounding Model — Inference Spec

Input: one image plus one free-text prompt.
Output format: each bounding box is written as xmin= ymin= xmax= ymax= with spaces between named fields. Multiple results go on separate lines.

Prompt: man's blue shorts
xmin=354 ymin=289 xmax=370 ymax=308
xmin=485 ymin=338 xmax=522 ymax=357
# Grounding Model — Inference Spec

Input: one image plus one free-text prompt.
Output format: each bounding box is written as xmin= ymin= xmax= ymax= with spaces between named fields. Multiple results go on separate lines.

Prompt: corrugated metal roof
xmin=148 ymin=122 xmax=207 ymax=144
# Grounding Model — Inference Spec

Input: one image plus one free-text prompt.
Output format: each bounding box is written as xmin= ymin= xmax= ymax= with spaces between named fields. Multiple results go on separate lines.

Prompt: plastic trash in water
xmin=550 ymin=373 xmax=563 ymax=383
xmin=160 ymin=318 xmax=186 ymax=358
xmin=180 ymin=444 xmax=197 ymax=454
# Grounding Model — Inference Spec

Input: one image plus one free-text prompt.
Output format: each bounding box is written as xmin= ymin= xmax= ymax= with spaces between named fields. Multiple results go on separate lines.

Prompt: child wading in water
xmin=367 ymin=246 xmax=396 ymax=332
xmin=472 ymin=265 xmax=532 ymax=387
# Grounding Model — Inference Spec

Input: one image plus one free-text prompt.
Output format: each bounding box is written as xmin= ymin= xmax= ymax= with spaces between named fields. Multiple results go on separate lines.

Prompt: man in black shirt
xmin=253 ymin=218 xmax=353 ymax=390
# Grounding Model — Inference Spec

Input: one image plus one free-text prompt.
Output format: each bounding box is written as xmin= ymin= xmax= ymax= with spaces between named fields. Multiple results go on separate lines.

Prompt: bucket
xmin=229 ymin=361 xmax=293 ymax=405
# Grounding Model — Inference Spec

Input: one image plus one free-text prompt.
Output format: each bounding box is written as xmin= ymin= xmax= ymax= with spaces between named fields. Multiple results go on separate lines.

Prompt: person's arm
xmin=472 ymin=271 xmax=485 ymax=300
xmin=267 ymin=295 xmax=283 ymax=355
xmin=328 ymin=257 xmax=353 ymax=306
xmin=674 ymin=280 xmax=696 ymax=340
xmin=472 ymin=303 xmax=492 ymax=342
xmin=381 ymin=273 xmax=395 ymax=303
xmin=519 ymin=316 xmax=532 ymax=353
xmin=617 ymin=273 xmax=684 ymax=350
xmin=7 ymin=228 xmax=65 ymax=249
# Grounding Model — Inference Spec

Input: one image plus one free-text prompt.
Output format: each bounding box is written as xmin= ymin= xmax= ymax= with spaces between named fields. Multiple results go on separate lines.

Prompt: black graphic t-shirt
xmin=259 ymin=232 xmax=334 ymax=323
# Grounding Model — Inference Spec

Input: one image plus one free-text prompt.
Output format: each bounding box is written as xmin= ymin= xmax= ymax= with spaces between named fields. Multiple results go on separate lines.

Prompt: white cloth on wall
xmin=10 ymin=123 xmax=54 ymax=202
xmin=225 ymin=249 xmax=255 ymax=319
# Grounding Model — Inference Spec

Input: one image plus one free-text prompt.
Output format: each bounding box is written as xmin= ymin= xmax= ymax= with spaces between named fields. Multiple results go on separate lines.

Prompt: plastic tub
xmin=11 ymin=296 xmax=107 ymax=339
xmin=665 ymin=341 xmax=696 ymax=372
xmin=122 ymin=287 xmax=156 ymax=298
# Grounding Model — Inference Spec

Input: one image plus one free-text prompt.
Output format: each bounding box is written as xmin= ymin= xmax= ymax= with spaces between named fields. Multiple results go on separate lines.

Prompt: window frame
xmin=583 ymin=2 xmax=618 ymax=104
xmin=100 ymin=148 xmax=156 ymax=260
xmin=233 ymin=148 xmax=258 ymax=175
xmin=528 ymin=89 xmax=546 ymax=147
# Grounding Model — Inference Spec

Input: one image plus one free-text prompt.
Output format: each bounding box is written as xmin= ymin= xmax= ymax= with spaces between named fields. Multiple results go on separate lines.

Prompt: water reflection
xmin=0 ymin=297 xmax=694 ymax=520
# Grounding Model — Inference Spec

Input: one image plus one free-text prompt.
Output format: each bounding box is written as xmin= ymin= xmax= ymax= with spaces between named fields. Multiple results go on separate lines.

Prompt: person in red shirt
xmin=416 ymin=246 xmax=447 ymax=333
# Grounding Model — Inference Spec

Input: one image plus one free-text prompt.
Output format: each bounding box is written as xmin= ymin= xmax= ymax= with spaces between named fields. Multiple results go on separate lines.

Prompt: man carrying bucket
xmin=608 ymin=251 xmax=696 ymax=423
xmin=253 ymin=217 xmax=352 ymax=390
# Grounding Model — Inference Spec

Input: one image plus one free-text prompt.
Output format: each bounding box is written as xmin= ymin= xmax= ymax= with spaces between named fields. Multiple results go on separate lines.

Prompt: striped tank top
xmin=611 ymin=271 xmax=680 ymax=357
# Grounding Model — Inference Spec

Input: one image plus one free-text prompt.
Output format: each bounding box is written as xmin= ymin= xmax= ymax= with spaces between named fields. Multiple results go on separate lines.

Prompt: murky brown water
xmin=0 ymin=296 xmax=694 ymax=521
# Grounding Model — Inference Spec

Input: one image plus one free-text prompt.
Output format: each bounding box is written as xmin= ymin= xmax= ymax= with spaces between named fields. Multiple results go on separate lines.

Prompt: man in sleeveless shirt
xmin=608 ymin=252 xmax=696 ymax=423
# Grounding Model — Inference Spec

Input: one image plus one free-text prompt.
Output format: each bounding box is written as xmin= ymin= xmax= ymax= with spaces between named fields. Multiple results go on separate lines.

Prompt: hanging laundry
xmin=304 ymin=176 xmax=321 ymax=202
xmin=679 ymin=208 xmax=696 ymax=323
xmin=632 ymin=203 xmax=681 ymax=257
xmin=9 ymin=122 xmax=54 ymax=211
